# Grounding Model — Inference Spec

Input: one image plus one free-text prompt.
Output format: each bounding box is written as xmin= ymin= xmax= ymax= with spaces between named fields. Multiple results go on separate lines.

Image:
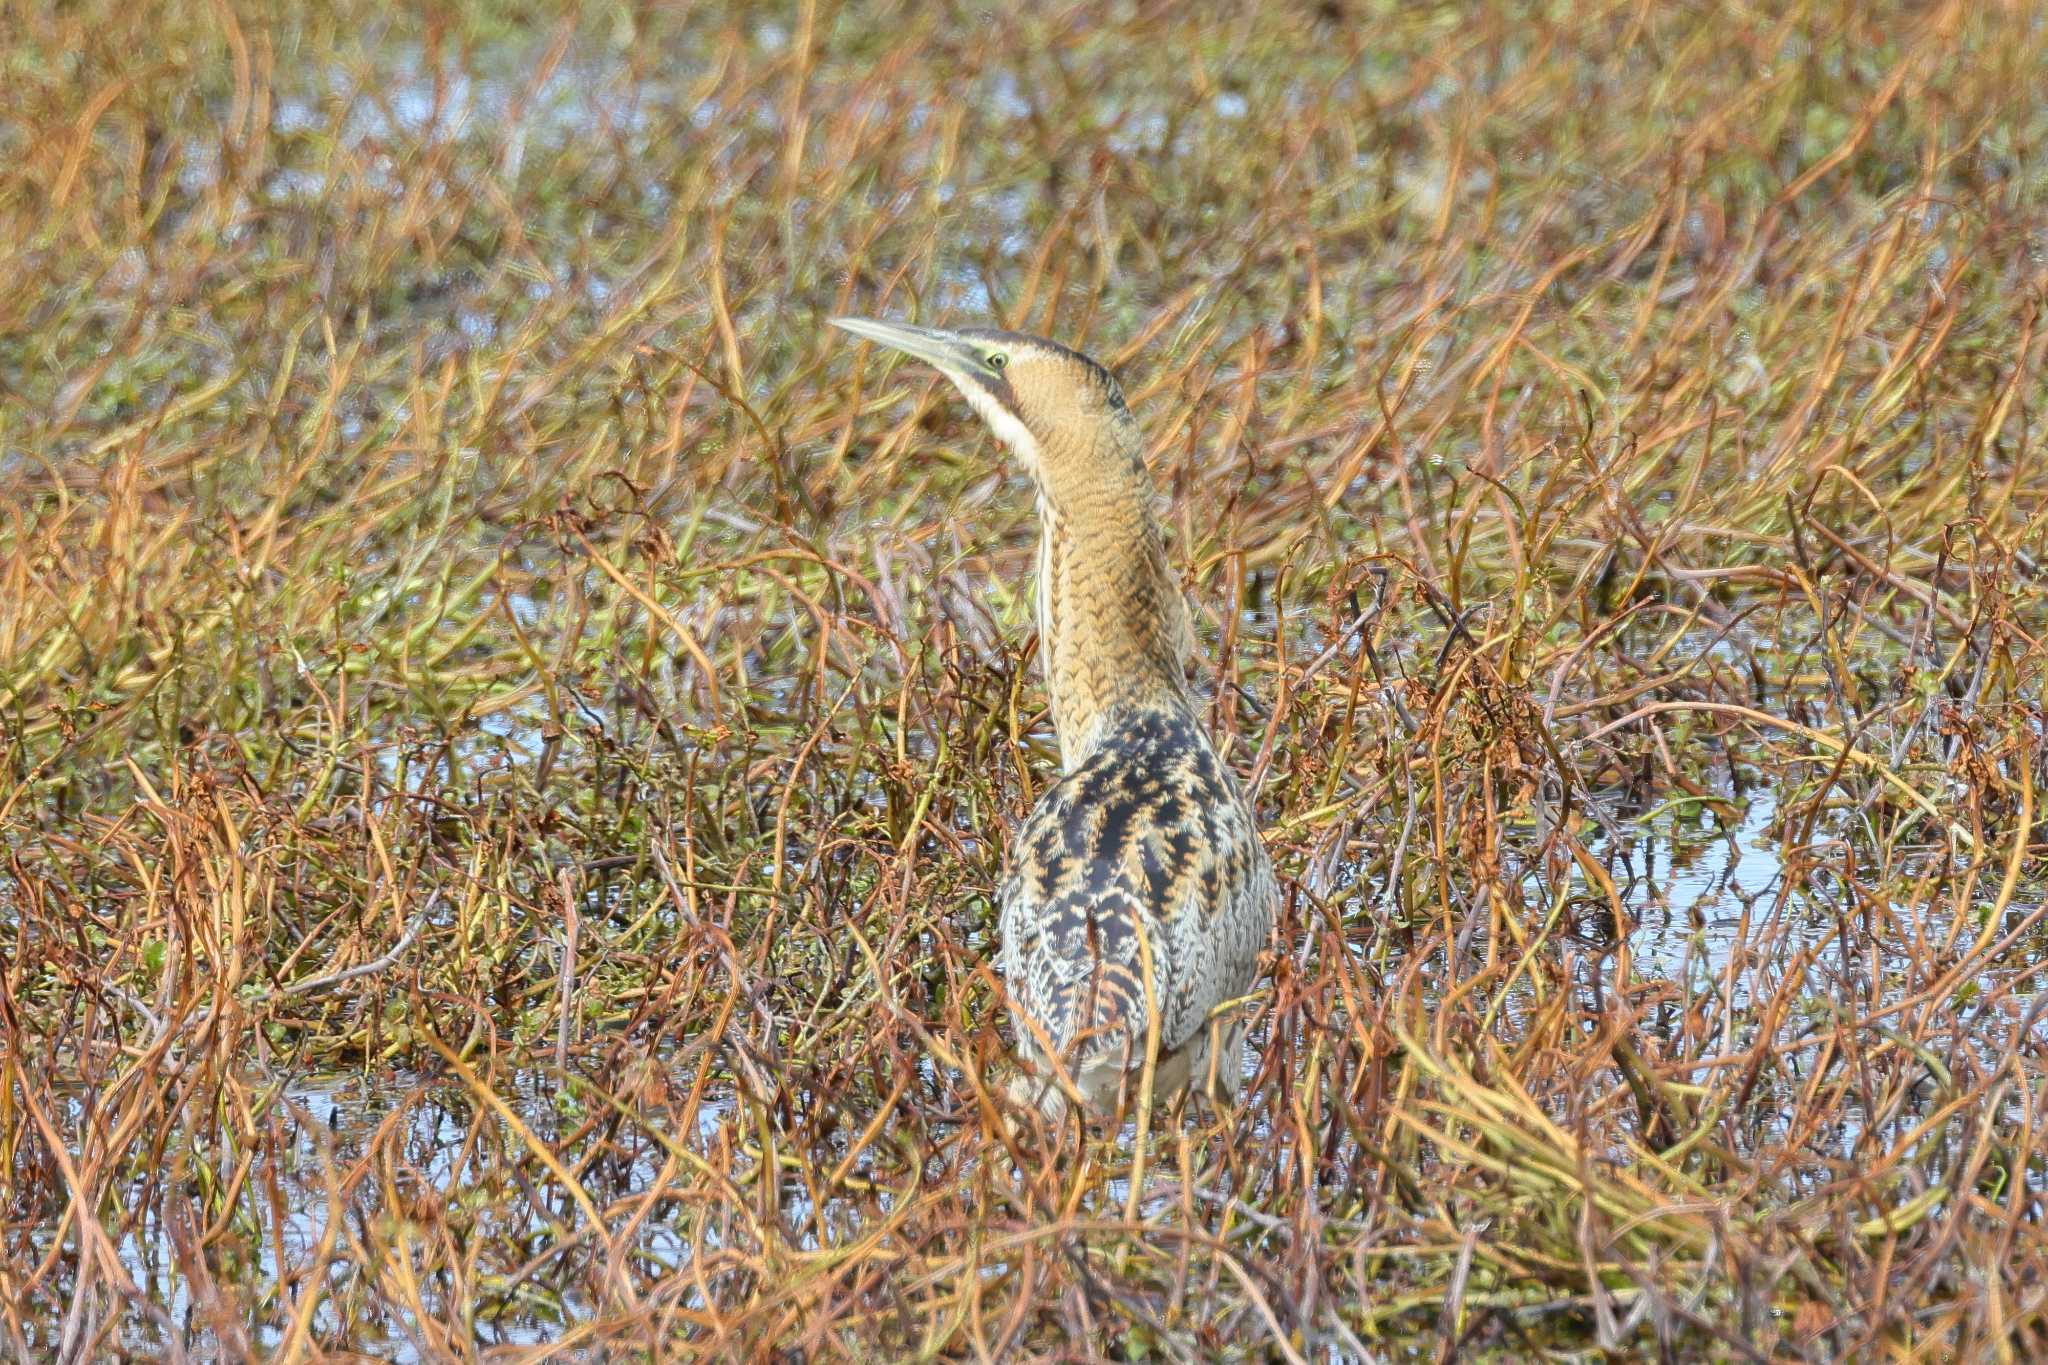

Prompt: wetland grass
xmin=3 ymin=0 xmax=2047 ymax=1357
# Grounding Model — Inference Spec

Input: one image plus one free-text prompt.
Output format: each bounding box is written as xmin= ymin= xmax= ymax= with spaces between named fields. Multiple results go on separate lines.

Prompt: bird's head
xmin=829 ymin=317 xmax=1136 ymax=487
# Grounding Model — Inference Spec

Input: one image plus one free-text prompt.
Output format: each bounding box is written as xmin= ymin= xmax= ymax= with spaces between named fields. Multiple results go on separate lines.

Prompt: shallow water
xmin=1617 ymin=793 xmax=1787 ymax=977
xmin=67 ymin=791 xmax=1835 ymax=1356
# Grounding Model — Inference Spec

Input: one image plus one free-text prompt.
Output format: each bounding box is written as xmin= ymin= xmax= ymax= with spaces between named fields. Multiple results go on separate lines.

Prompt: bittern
xmin=830 ymin=316 xmax=1275 ymax=1119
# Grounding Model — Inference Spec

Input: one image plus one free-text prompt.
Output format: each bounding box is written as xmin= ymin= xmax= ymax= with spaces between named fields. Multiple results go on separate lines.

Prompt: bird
xmin=830 ymin=316 xmax=1275 ymax=1120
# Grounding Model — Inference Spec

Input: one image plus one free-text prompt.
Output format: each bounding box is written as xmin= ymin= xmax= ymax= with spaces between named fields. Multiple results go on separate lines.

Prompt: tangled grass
xmin=4 ymin=0 xmax=2048 ymax=1357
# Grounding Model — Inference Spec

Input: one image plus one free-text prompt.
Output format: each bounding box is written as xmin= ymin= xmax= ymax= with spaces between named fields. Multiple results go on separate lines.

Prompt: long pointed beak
xmin=828 ymin=316 xmax=979 ymax=378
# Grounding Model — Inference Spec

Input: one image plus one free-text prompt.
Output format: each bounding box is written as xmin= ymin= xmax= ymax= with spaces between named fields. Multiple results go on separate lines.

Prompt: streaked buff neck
xmin=1031 ymin=427 xmax=1195 ymax=771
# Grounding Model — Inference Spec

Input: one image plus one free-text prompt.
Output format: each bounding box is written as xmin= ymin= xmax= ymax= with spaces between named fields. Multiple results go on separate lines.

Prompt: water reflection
xmin=1625 ymin=793 xmax=1784 ymax=977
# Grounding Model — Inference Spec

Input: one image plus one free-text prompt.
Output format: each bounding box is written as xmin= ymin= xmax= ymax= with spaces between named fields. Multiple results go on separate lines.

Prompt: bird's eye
xmin=986 ymin=352 xmax=1008 ymax=371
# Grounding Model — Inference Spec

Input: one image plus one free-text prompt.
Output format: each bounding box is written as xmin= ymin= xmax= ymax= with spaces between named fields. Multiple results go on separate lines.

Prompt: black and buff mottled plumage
xmin=830 ymin=316 xmax=1276 ymax=1118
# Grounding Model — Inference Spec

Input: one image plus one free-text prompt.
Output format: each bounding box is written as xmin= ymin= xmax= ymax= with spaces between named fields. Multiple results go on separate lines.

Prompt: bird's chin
xmin=956 ymin=382 xmax=1040 ymax=470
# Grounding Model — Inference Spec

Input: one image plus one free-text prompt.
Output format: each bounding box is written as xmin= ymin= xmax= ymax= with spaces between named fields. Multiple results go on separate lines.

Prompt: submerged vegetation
xmin=3 ymin=0 xmax=2047 ymax=1356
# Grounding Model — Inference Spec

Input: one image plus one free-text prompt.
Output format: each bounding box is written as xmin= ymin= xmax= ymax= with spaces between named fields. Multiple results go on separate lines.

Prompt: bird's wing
xmin=999 ymin=732 xmax=1270 ymax=1069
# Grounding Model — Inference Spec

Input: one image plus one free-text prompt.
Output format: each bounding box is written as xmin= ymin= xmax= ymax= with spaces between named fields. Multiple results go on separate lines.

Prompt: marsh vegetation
xmin=4 ymin=0 xmax=2047 ymax=1357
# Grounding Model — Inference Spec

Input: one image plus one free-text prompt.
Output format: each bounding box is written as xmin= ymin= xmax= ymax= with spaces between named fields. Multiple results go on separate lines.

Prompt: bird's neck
xmin=1031 ymin=446 xmax=1194 ymax=772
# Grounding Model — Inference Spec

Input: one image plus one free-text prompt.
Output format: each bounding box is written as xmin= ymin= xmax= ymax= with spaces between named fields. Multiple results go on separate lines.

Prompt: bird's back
xmin=999 ymin=705 xmax=1272 ymax=1098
